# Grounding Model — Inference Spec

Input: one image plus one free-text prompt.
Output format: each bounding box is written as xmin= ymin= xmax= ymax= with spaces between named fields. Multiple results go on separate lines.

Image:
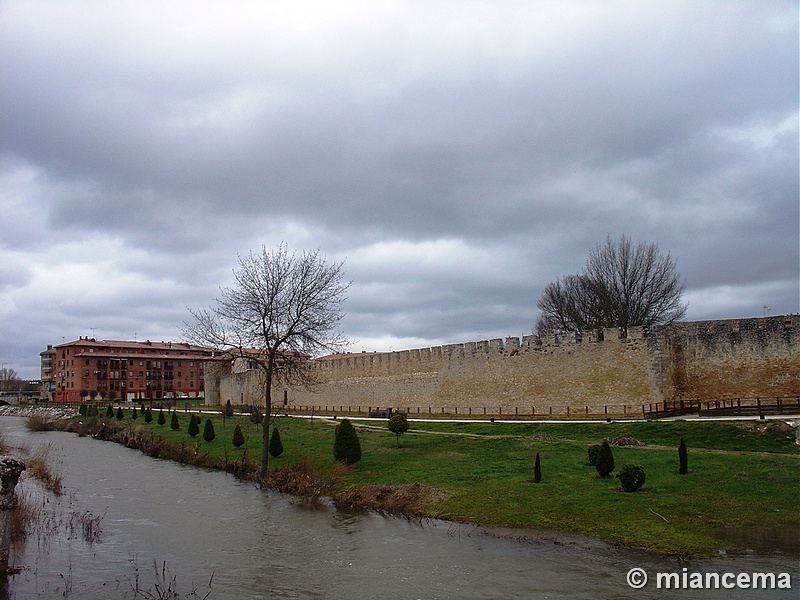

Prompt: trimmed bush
xmin=78 ymin=403 xmax=88 ymax=416
xmin=618 ymin=464 xmax=646 ymax=492
xmin=595 ymin=441 xmax=615 ymax=478
xmin=144 ymin=407 xmax=153 ymax=423
xmin=533 ymin=452 xmax=542 ymax=484
xmin=203 ymin=418 xmax=216 ymax=442
xmin=269 ymin=427 xmax=284 ymax=457
xmin=232 ymin=423 xmax=245 ymax=448
xmin=116 ymin=407 xmax=124 ymax=420
xmin=388 ymin=413 xmax=409 ymax=447
xmin=170 ymin=411 xmax=180 ymax=431
xmin=188 ymin=414 xmax=200 ymax=437
xmin=106 ymin=404 xmax=114 ymax=418
xmin=587 ymin=444 xmax=600 ymax=466
xmin=679 ymin=436 xmax=688 ymax=475
xmin=131 ymin=406 xmax=138 ymax=420
xmin=333 ymin=418 xmax=362 ymax=464
xmin=157 ymin=409 xmax=166 ymax=426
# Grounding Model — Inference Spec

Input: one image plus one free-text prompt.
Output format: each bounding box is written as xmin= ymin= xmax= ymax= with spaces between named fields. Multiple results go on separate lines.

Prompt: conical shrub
xmin=595 ymin=441 xmax=615 ymax=478
xmin=170 ymin=411 xmax=180 ymax=431
xmin=131 ymin=406 xmax=138 ymax=420
xmin=144 ymin=406 xmax=153 ymax=423
xmin=232 ymin=423 xmax=245 ymax=448
xmin=157 ymin=409 xmax=166 ymax=426
xmin=333 ymin=418 xmax=361 ymax=464
xmin=116 ymin=407 xmax=124 ymax=420
xmin=269 ymin=427 xmax=283 ymax=457
xmin=106 ymin=404 xmax=114 ymax=418
xmin=203 ymin=418 xmax=216 ymax=442
xmin=533 ymin=452 xmax=542 ymax=483
xmin=188 ymin=414 xmax=200 ymax=437
xmin=678 ymin=436 xmax=688 ymax=474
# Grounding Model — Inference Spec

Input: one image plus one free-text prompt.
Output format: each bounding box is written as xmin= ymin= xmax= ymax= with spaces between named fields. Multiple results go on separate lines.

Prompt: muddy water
xmin=1 ymin=417 xmax=797 ymax=599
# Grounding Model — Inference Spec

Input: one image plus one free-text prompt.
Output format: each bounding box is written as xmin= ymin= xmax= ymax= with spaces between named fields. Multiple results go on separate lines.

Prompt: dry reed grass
xmin=333 ymin=482 xmax=448 ymax=517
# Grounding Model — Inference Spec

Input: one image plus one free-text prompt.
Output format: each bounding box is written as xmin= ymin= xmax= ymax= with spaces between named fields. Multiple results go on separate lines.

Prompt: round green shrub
xmin=618 ymin=464 xmax=646 ymax=492
xmin=388 ymin=413 xmax=409 ymax=446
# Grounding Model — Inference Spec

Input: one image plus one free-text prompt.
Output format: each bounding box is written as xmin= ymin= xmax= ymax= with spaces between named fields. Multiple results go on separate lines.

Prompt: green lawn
xmin=116 ymin=409 xmax=800 ymax=556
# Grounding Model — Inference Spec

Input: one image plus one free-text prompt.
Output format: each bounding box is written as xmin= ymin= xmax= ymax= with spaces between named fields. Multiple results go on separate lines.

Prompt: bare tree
xmin=183 ymin=243 xmax=349 ymax=480
xmin=536 ymin=274 xmax=604 ymax=334
xmin=0 ymin=367 xmax=21 ymax=392
xmin=536 ymin=236 xmax=686 ymax=337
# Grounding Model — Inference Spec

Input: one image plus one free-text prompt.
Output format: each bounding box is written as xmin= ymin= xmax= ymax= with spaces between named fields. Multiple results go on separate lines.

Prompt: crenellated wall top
xmin=311 ymin=325 xmax=653 ymax=370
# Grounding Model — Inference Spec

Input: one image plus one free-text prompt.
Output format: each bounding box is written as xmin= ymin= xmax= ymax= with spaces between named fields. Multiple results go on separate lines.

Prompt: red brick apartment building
xmin=40 ymin=337 xmax=217 ymax=402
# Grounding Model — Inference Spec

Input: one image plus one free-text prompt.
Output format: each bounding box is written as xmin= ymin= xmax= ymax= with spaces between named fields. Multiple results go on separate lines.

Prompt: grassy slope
xmin=126 ymin=410 xmax=799 ymax=556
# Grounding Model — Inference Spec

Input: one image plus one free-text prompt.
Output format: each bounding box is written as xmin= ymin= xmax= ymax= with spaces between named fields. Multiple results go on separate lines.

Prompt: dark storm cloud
xmin=0 ymin=0 xmax=797 ymax=376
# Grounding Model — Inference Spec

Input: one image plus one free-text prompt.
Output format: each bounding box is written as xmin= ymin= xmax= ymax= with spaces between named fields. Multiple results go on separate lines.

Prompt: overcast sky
xmin=1 ymin=1 xmax=798 ymax=378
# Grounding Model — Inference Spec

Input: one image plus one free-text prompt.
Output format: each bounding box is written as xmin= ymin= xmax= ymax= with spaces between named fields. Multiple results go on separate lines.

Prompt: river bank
xmin=6 ymin=414 xmax=795 ymax=600
xmin=6 ymin=405 xmax=800 ymax=558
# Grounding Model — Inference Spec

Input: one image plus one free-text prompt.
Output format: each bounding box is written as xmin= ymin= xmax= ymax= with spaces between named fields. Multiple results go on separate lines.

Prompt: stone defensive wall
xmin=660 ymin=314 xmax=799 ymax=402
xmin=205 ymin=315 xmax=798 ymax=415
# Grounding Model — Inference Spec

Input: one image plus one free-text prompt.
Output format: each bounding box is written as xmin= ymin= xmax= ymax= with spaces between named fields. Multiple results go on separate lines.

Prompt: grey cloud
xmin=1 ymin=1 xmax=797 ymax=377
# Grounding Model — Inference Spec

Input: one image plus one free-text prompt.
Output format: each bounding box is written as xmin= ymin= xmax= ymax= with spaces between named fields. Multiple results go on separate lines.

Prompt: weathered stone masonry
xmin=204 ymin=315 xmax=799 ymax=413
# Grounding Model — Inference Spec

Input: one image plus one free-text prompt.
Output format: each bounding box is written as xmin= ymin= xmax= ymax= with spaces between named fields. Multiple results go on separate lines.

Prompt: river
xmin=1 ymin=416 xmax=796 ymax=599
